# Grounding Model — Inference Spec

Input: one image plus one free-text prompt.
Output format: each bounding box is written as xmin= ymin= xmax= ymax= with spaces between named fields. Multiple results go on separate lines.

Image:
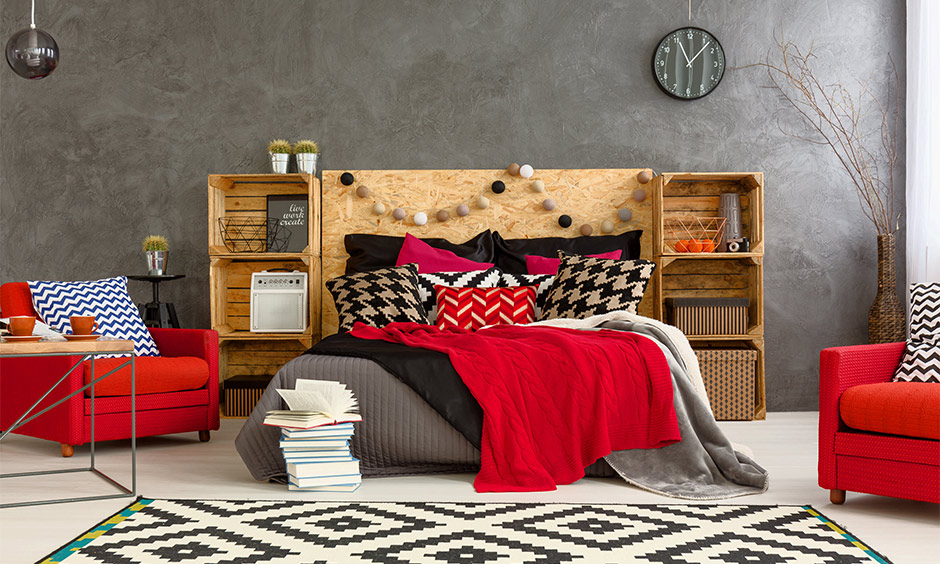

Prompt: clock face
xmin=652 ymin=27 xmax=725 ymax=100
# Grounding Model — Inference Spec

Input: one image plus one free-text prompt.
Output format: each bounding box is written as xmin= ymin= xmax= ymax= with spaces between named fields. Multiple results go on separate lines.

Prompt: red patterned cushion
xmin=435 ymin=286 xmax=536 ymax=331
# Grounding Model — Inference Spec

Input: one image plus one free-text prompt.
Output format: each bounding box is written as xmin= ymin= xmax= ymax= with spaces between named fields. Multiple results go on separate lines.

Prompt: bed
xmin=235 ymin=168 xmax=768 ymax=498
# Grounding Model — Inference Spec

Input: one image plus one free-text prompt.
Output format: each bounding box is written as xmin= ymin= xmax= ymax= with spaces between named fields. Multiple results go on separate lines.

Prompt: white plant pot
xmin=270 ymin=152 xmax=290 ymax=174
xmin=296 ymin=153 xmax=319 ymax=175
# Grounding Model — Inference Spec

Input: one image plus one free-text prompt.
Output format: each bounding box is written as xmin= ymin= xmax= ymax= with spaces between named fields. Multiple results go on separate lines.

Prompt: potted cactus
xmin=293 ymin=139 xmax=319 ymax=175
xmin=142 ymin=235 xmax=169 ymax=275
xmin=267 ymin=139 xmax=292 ymax=174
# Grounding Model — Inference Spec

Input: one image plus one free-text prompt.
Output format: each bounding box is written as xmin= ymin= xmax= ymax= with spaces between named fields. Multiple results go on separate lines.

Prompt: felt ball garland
xmin=491 ymin=180 xmax=506 ymax=194
xmin=340 ymin=172 xmax=355 ymax=186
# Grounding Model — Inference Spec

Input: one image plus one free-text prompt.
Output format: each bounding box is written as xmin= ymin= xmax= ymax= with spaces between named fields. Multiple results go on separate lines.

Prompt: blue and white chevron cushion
xmin=28 ymin=276 xmax=161 ymax=357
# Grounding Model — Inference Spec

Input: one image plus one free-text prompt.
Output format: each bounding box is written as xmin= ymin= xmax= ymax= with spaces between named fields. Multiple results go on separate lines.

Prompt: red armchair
xmin=0 ymin=282 xmax=219 ymax=456
xmin=819 ymin=342 xmax=940 ymax=504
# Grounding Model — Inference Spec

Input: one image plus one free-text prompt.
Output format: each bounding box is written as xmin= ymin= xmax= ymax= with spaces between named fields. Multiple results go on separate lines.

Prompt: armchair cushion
xmin=83 ymin=356 xmax=210 ymax=397
xmin=28 ymin=276 xmax=160 ymax=357
xmin=840 ymin=382 xmax=940 ymax=440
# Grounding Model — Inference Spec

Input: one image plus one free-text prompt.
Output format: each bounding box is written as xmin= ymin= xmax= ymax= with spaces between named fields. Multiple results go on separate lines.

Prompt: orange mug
xmin=70 ymin=316 xmax=98 ymax=335
xmin=9 ymin=316 xmax=36 ymax=336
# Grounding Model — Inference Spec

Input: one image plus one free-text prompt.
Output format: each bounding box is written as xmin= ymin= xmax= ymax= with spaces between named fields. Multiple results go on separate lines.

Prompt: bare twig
xmin=744 ymin=36 xmax=899 ymax=235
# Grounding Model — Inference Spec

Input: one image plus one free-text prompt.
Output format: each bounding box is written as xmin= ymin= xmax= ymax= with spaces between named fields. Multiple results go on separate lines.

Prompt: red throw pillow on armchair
xmin=435 ymin=286 xmax=536 ymax=331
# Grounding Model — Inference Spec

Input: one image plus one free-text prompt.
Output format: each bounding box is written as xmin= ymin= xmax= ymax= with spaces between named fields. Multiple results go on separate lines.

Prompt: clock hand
xmin=678 ymin=41 xmax=691 ymax=65
xmin=686 ymin=41 xmax=711 ymax=67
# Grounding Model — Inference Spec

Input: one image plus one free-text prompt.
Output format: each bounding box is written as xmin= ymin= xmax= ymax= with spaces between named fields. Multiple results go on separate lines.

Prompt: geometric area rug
xmin=41 ymin=498 xmax=891 ymax=563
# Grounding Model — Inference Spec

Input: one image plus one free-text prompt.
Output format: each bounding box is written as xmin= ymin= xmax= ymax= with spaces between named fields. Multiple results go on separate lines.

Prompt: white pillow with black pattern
xmin=417 ymin=268 xmax=502 ymax=323
xmin=893 ymin=282 xmax=940 ymax=383
xmin=499 ymin=272 xmax=555 ymax=318
xmin=326 ymin=263 xmax=429 ymax=332
xmin=539 ymin=252 xmax=656 ymax=321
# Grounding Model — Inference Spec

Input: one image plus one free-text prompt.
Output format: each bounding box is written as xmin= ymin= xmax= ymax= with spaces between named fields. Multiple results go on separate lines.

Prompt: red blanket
xmin=349 ymin=322 xmax=680 ymax=492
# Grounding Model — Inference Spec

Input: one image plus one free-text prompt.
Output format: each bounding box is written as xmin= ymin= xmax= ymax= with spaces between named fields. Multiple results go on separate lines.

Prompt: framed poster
xmin=266 ymin=195 xmax=308 ymax=253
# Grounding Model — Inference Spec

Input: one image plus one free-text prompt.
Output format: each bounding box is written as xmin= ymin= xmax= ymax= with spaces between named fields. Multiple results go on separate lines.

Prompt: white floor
xmin=1 ymin=412 xmax=937 ymax=563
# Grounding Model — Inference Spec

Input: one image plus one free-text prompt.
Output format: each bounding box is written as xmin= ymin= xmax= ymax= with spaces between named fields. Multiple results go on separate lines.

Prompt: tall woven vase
xmin=868 ymin=233 xmax=905 ymax=344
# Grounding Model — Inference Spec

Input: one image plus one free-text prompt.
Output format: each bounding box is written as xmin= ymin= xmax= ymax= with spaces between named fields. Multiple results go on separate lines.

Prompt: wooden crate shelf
xmin=653 ymin=172 xmax=765 ymax=420
xmin=208 ymin=174 xmax=322 ymax=404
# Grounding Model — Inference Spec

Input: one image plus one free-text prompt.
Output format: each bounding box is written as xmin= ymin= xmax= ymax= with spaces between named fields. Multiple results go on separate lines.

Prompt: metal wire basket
xmin=664 ymin=216 xmax=726 ymax=253
xmin=218 ymin=217 xmax=291 ymax=253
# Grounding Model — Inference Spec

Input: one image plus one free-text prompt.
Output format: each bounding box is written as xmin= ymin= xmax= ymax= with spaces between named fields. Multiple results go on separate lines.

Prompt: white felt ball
xmin=618 ymin=208 xmax=632 ymax=222
xmin=601 ymin=220 xmax=615 ymax=233
xmin=413 ymin=212 xmax=428 ymax=226
xmin=476 ymin=196 xmax=490 ymax=209
xmin=392 ymin=207 xmax=406 ymax=220
xmin=542 ymin=198 xmax=556 ymax=211
xmin=372 ymin=202 xmax=386 ymax=215
xmin=531 ymin=180 xmax=545 ymax=193
xmin=456 ymin=204 xmax=470 ymax=217
xmin=519 ymin=164 xmax=534 ymax=178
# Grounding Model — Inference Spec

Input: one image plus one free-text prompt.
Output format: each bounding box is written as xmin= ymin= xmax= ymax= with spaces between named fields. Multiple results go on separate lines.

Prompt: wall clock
xmin=652 ymin=27 xmax=725 ymax=100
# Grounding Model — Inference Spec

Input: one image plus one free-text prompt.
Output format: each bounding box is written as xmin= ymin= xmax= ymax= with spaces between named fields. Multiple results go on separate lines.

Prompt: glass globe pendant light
xmin=5 ymin=0 xmax=59 ymax=79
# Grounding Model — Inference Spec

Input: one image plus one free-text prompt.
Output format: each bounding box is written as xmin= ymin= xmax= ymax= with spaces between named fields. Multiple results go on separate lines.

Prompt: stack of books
xmin=281 ymin=423 xmax=361 ymax=491
xmin=264 ymin=379 xmax=363 ymax=492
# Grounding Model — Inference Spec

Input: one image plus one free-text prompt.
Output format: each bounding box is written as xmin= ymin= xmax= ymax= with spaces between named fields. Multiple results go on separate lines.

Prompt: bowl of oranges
xmin=665 ymin=216 xmax=726 ymax=254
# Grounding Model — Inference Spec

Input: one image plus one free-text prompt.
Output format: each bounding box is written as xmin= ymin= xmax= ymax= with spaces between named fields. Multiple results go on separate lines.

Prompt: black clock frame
xmin=651 ymin=26 xmax=725 ymax=101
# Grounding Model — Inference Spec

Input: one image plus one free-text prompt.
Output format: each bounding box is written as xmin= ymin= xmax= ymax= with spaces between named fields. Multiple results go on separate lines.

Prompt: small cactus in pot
xmin=293 ymin=139 xmax=319 ymax=175
xmin=142 ymin=235 xmax=169 ymax=275
xmin=267 ymin=139 xmax=292 ymax=173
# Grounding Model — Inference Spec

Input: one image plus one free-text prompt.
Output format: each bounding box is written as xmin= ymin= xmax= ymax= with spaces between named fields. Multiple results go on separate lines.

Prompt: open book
xmin=263 ymin=379 xmax=362 ymax=429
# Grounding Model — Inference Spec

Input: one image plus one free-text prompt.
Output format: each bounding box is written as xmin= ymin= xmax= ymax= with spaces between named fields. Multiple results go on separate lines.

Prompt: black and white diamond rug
xmin=42 ymin=499 xmax=891 ymax=563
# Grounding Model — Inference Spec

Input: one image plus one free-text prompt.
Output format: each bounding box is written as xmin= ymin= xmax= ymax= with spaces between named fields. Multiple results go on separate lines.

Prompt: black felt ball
xmin=491 ymin=180 xmax=506 ymax=194
xmin=340 ymin=172 xmax=355 ymax=186
xmin=558 ymin=214 xmax=572 ymax=228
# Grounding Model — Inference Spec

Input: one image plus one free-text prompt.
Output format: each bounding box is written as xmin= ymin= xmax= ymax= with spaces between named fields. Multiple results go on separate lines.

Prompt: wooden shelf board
xmin=208 ymin=251 xmax=312 ymax=260
xmin=219 ymin=331 xmax=312 ymax=341
xmin=660 ymin=252 xmax=762 ymax=260
xmin=686 ymin=334 xmax=762 ymax=342
xmin=209 ymin=173 xmax=315 ymax=184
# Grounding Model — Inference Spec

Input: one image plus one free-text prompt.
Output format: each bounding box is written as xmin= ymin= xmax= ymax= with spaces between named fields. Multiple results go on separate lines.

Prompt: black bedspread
xmin=306 ymin=333 xmax=484 ymax=449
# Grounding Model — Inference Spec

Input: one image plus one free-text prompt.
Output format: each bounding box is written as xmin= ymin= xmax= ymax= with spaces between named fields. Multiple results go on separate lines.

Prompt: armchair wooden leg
xmin=60 ymin=443 xmax=74 ymax=457
xmin=198 ymin=430 xmax=210 ymax=442
xmin=830 ymin=489 xmax=846 ymax=505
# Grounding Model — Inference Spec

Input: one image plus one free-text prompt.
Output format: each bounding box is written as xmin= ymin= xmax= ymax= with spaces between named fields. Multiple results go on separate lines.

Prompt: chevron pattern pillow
xmin=498 ymin=272 xmax=555 ymax=318
xmin=28 ymin=276 xmax=160 ymax=357
xmin=894 ymin=282 xmax=940 ymax=383
xmin=326 ymin=264 xmax=429 ymax=332
xmin=539 ymin=253 xmax=656 ymax=321
xmin=435 ymin=286 xmax=536 ymax=331
xmin=417 ymin=268 xmax=502 ymax=323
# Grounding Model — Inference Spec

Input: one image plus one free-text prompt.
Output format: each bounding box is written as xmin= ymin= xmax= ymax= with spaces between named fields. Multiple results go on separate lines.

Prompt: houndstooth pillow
xmin=417 ymin=268 xmax=502 ymax=323
xmin=499 ymin=272 xmax=555 ymax=318
xmin=539 ymin=253 xmax=655 ymax=321
xmin=326 ymin=264 xmax=429 ymax=332
xmin=893 ymin=282 xmax=940 ymax=383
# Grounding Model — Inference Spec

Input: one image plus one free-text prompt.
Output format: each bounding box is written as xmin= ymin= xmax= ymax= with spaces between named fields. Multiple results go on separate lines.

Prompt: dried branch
xmin=741 ymin=36 xmax=899 ymax=235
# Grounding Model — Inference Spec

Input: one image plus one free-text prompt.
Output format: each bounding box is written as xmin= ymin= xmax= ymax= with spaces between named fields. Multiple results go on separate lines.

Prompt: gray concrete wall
xmin=0 ymin=0 xmax=905 ymax=411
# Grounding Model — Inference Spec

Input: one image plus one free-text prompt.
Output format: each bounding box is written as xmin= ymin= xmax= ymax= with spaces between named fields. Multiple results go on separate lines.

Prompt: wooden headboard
xmin=320 ymin=168 xmax=656 ymax=336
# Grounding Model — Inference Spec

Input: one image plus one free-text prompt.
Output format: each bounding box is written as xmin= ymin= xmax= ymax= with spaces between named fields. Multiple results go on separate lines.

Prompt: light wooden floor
xmin=1 ymin=412 xmax=937 ymax=563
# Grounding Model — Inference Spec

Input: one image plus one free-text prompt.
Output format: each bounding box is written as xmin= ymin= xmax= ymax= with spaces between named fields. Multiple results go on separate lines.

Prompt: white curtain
xmin=907 ymin=0 xmax=940 ymax=284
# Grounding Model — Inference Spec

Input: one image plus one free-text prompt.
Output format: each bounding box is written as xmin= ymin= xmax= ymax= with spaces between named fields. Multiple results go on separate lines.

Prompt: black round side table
xmin=127 ymin=274 xmax=185 ymax=328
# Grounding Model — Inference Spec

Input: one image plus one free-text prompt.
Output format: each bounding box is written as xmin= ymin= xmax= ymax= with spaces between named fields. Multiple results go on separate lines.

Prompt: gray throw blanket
xmin=598 ymin=320 xmax=768 ymax=499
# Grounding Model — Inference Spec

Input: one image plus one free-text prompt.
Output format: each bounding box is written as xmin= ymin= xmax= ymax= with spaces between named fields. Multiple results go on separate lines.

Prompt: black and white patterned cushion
xmin=894 ymin=282 xmax=940 ymax=383
xmin=417 ymin=268 xmax=502 ymax=323
xmin=499 ymin=272 xmax=555 ymax=318
xmin=539 ymin=253 xmax=655 ymax=321
xmin=326 ymin=264 xmax=428 ymax=332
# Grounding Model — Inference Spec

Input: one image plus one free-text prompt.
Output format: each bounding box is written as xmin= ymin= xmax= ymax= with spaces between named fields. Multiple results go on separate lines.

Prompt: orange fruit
xmin=675 ymin=240 xmax=689 ymax=252
xmin=703 ymin=239 xmax=715 ymax=252
xmin=688 ymin=240 xmax=704 ymax=253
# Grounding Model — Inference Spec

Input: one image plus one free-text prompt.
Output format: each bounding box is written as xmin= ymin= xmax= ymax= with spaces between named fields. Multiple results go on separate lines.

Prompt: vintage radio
xmin=249 ymin=270 xmax=308 ymax=333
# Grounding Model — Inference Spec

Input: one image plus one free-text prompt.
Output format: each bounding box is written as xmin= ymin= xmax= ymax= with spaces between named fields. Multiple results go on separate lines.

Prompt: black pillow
xmin=493 ymin=230 xmax=642 ymax=274
xmin=344 ymin=230 xmax=495 ymax=274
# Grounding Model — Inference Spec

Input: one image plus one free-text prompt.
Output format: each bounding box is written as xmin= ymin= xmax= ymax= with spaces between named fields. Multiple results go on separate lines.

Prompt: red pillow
xmin=525 ymin=249 xmax=622 ymax=275
xmin=435 ymin=286 xmax=536 ymax=331
xmin=396 ymin=233 xmax=495 ymax=273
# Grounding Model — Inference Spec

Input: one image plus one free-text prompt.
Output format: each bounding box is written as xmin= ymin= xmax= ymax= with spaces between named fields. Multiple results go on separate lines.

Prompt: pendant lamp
xmin=5 ymin=0 xmax=59 ymax=80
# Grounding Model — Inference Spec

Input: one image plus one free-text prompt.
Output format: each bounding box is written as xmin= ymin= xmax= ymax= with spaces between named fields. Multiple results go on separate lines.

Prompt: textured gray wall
xmin=0 ymin=0 xmax=905 ymax=411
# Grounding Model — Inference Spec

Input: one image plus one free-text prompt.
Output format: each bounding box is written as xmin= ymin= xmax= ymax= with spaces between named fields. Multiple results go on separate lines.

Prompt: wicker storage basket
xmin=695 ymin=348 xmax=758 ymax=421
xmin=666 ymin=297 xmax=749 ymax=336
xmin=223 ymin=375 xmax=270 ymax=417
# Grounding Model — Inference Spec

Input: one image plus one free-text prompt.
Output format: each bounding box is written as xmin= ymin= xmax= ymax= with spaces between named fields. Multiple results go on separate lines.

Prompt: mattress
xmin=235 ymin=353 xmax=614 ymax=482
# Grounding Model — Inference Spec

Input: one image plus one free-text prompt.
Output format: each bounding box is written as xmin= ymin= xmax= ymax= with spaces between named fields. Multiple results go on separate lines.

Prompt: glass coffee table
xmin=0 ymin=338 xmax=136 ymax=508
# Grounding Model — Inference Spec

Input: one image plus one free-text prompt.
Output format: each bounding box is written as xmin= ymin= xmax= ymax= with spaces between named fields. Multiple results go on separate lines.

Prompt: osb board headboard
xmin=320 ymin=168 xmax=656 ymax=336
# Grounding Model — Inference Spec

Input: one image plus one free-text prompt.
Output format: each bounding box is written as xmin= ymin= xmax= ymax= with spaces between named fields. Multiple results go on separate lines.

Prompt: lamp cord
xmin=688 ymin=0 xmax=692 ymax=23
xmin=30 ymin=0 xmax=36 ymax=29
